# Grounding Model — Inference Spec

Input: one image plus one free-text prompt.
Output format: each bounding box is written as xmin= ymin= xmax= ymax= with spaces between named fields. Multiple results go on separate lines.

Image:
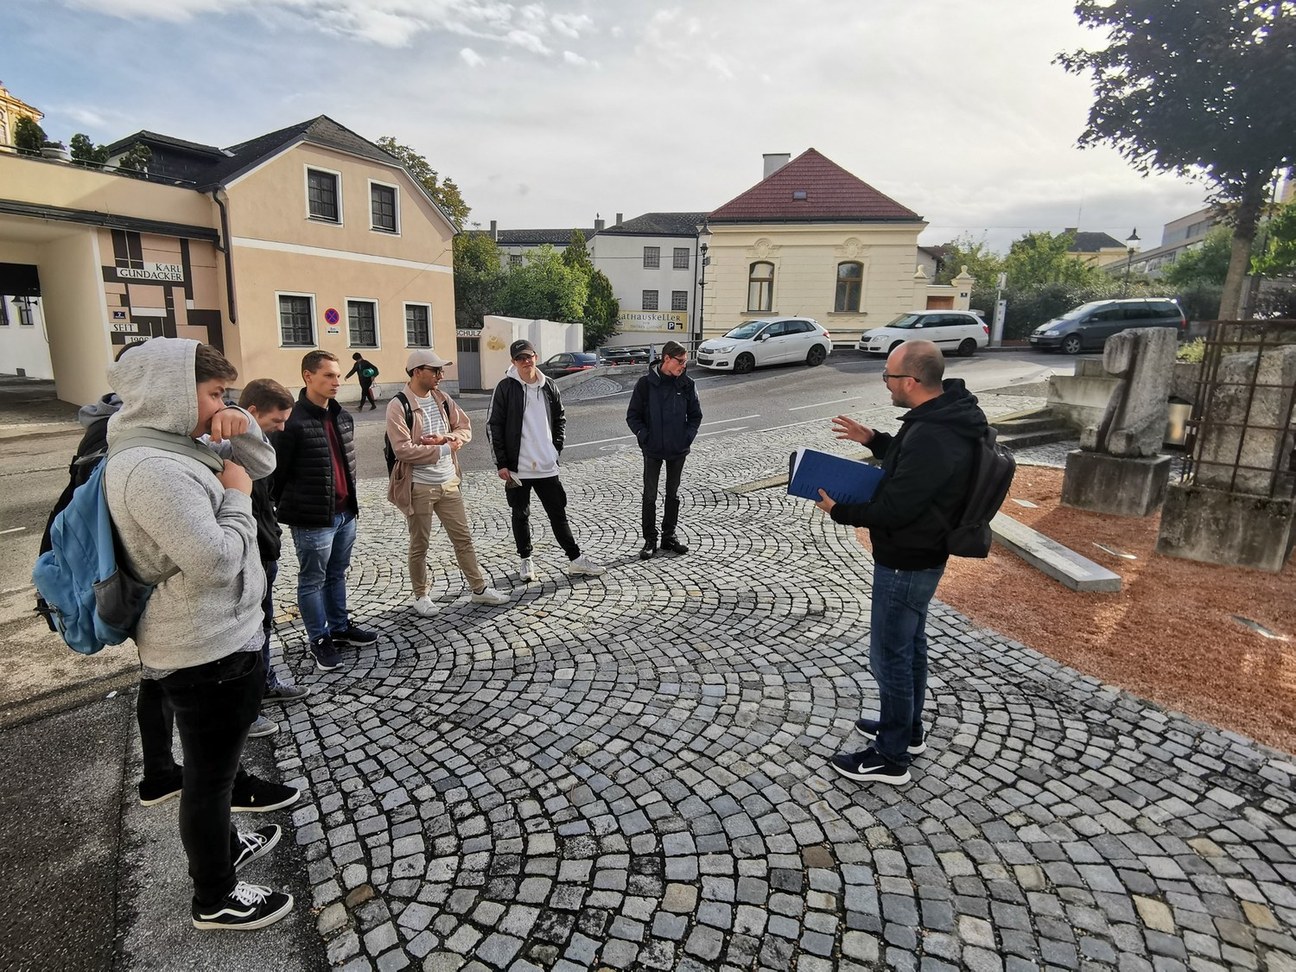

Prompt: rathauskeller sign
xmin=617 ymin=310 xmax=688 ymax=332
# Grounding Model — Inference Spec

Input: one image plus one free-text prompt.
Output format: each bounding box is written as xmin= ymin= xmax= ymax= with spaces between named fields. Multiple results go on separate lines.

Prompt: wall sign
xmin=117 ymin=262 xmax=184 ymax=282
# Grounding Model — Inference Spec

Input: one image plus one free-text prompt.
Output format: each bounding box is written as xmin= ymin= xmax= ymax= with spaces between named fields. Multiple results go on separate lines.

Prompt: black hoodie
xmin=829 ymin=378 xmax=988 ymax=570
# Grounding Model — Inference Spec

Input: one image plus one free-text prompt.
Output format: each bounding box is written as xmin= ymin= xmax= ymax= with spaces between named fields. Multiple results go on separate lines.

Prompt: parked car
xmin=696 ymin=317 xmax=832 ymax=373
xmin=857 ymin=311 xmax=989 ymax=357
xmin=1029 ymin=298 xmax=1186 ymax=354
xmin=537 ymin=352 xmax=600 ymax=378
xmin=597 ymin=346 xmax=650 ymax=366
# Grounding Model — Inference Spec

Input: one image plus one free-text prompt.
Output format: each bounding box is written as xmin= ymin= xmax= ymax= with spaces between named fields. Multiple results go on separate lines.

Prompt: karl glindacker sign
xmin=117 ymin=262 xmax=185 ymax=282
xmin=617 ymin=310 xmax=688 ymax=332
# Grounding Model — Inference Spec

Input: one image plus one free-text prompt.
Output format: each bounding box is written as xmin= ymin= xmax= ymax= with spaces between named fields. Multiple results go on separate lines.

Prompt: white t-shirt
xmin=410 ymin=392 xmax=456 ymax=486
xmin=516 ymin=377 xmax=560 ymax=479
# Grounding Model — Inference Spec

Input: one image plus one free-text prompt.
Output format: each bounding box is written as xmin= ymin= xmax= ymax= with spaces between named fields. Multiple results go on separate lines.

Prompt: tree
xmin=561 ymin=230 xmax=592 ymax=272
xmin=376 ymin=136 xmax=470 ymax=227
xmin=116 ymin=142 xmax=152 ymax=175
xmin=13 ymin=116 xmax=45 ymax=155
xmin=1058 ymin=1 xmax=1296 ymax=319
xmin=1253 ymin=200 xmax=1296 ymax=278
xmin=70 ymin=133 xmax=109 ymax=168
xmin=582 ymin=269 xmax=620 ymax=349
xmin=1162 ymin=228 xmax=1233 ymax=288
xmin=452 ymin=230 xmax=504 ymax=329
xmin=1003 ymin=231 xmax=1101 ymax=290
xmin=934 ymin=234 xmax=1005 ymax=315
xmin=496 ymin=245 xmax=587 ymax=323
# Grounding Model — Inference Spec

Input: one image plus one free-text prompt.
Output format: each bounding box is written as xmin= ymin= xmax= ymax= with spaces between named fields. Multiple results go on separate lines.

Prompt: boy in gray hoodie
xmin=104 ymin=338 xmax=293 ymax=930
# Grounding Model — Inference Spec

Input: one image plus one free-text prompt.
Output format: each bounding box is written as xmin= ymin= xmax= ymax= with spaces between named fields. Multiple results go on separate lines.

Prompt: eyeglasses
xmin=881 ymin=372 xmax=914 ymax=383
xmin=667 ymin=354 xmax=688 ymax=363
xmin=513 ymin=353 xmax=537 ymax=362
xmin=417 ymin=366 xmax=443 ymax=375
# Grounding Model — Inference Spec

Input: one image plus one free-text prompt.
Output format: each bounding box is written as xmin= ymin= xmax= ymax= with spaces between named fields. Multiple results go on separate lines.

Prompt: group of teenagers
xmin=79 ymin=331 xmax=983 ymax=932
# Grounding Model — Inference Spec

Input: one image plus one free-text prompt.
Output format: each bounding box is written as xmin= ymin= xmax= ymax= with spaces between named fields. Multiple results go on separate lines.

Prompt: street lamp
xmin=1123 ymin=228 xmax=1140 ymax=296
xmin=697 ymin=242 xmax=708 ymax=350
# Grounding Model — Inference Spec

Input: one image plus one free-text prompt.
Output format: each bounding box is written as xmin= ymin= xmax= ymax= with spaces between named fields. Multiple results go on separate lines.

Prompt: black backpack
xmin=941 ymin=427 xmax=1016 ymax=558
xmin=384 ymin=392 xmax=452 ymax=474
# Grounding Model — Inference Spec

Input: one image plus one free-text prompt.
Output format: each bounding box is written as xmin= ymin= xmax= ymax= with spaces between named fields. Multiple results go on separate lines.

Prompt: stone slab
xmin=1156 ymin=481 xmax=1296 ymax=572
xmin=991 ymin=512 xmax=1122 ymax=592
xmin=1060 ymin=451 xmax=1171 ymax=518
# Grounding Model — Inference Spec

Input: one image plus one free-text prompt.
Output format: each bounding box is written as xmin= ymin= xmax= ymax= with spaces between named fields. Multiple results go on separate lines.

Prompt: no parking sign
xmin=325 ymin=307 xmax=340 ymax=335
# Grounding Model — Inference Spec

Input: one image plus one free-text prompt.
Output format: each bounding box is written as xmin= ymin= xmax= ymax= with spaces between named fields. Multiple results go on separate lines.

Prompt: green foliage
xmin=1162 ymin=228 xmax=1233 ymax=288
xmin=1176 ymin=338 xmax=1206 ymax=363
xmin=1253 ymin=200 xmax=1296 ymax=278
xmin=934 ymin=234 xmax=1004 ymax=316
xmin=1004 ymin=231 xmax=1102 ymax=290
xmin=1171 ymin=282 xmax=1223 ymax=322
xmin=116 ymin=143 xmax=152 ymax=175
xmin=69 ymin=133 xmax=109 ymax=167
xmin=561 ymin=230 xmax=593 ymax=272
xmin=13 ymin=116 xmax=45 ymax=154
xmin=582 ymin=269 xmax=620 ymax=350
xmin=377 ymin=136 xmax=470 ymax=227
xmin=496 ymin=245 xmax=588 ymax=323
xmin=452 ymin=231 xmax=505 ymax=329
xmin=1000 ymin=280 xmax=1127 ymax=340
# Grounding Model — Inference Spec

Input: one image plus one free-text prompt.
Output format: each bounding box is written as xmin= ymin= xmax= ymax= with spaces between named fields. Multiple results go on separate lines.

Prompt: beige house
xmin=0 ymin=115 xmax=458 ymax=405
xmin=700 ymin=150 xmax=966 ymax=346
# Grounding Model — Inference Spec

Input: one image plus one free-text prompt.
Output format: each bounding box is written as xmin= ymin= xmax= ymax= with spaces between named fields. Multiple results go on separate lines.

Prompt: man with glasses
xmin=813 ymin=340 xmax=987 ymax=787
xmin=626 ymin=340 xmax=703 ymax=559
xmin=387 ymin=350 xmax=509 ymax=613
xmin=488 ymin=339 xmax=605 ymax=581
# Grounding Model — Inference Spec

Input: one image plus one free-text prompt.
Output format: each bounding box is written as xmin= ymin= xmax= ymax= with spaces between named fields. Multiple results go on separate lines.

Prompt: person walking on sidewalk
xmin=345 ymin=352 xmax=379 ymax=411
xmin=814 ymin=340 xmax=986 ymax=787
xmin=273 ymin=350 xmax=377 ymax=672
xmin=487 ymin=339 xmax=604 ymax=582
xmin=387 ymin=350 xmax=509 ymax=613
xmin=104 ymin=338 xmax=294 ymax=930
xmin=625 ymin=339 xmax=702 ymax=560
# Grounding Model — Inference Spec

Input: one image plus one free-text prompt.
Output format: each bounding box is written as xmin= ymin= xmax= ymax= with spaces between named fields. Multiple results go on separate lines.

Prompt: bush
xmin=1001 ymin=280 xmax=1126 ymax=339
xmin=1176 ymin=338 xmax=1206 ymax=363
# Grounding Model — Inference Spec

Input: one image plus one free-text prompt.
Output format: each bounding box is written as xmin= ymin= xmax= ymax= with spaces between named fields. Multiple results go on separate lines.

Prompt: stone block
xmin=1061 ymin=450 xmax=1171 ymax=518
xmin=1156 ymin=482 xmax=1296 ymax=572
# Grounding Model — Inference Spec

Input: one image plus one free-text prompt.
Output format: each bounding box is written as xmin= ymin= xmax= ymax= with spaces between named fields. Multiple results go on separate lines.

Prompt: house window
xmin=279 ymin=294 xmax=315 ymax=347
xmin=673 ymin=248 xmax=689 ymax=270
xmin=748 ymin=262 xmax=774 ymax=312
xmin=306 ymin=169 xmax=340 ymax=222
xmin=16 ymin=297 xmax=35 ymax=326
xmin=643 ymin=246 xmax=660 ymax=269
xmin=405 ymin=303 xmax=430 ymax=347
xmin=671 ymin=291 xmax=688 ymax=311
xmin=348 ymin=299 xmax=378 ymax=348
xmin=371 ymin=183 xmax=398 ymax=233
xmin=642 ymin=290 xmax=659 ymax=311
xmin=835 ymin=261 xmax=863 ymax=312
xmin=509 ymin=253 xmax=523 ymax=268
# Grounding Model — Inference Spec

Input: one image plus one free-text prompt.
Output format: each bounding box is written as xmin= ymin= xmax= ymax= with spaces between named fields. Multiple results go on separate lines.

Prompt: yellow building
xmin=0 ymin=116 xmax=458 ymax=405
xmin=0 ymin=80 xmax=43 ymax=150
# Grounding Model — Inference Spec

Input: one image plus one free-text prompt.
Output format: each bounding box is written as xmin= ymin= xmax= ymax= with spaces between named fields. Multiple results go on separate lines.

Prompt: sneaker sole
xmin=246 ymin=726 xmax=278 ymax=739
xmin=138 ymin=788 xmax=182 ymax=807
xmin=231 ymin=786 xmax=301 ymax=814
xmin=829 ymin=760 xmax=911 ymax=785
xmin=313 ymin=657 xmax=341 ymax=672
xmin=193 ymin=893 xmax=294 ymax=930
xmin=234 ymin=826 xmax=281 ymax=871
xmin=854 ymin=725 xmax=927 ymax=756
xmin=264 ymin=691 xmax=310 ymax=703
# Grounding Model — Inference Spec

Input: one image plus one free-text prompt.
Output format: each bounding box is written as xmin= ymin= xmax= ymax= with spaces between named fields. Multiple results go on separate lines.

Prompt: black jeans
xmin=160 ymin=650 xmax=263 ymax=905
xmin=138 ymin=676 xmax=178 ymax=784
xmin=642 ymin=456 xmax=686 ymax=544
xmin=506 ymin=476 xmax=580 ymax=560
xmin=358 ymin=379 xmax=376 ymax=408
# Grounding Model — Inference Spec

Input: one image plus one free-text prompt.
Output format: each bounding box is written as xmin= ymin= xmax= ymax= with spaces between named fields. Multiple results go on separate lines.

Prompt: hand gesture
xmin=208 ymin=407 xmax=250 ymax=443
xmin=832 ymin=415 xmax=874 ymax=445
xmin=217 ymin=460 xmax=253 ymax=495
xmin=420 ymin=433 xmax=447 ymax=446
xmin=814 ymin=489 xmax=836 ymax=514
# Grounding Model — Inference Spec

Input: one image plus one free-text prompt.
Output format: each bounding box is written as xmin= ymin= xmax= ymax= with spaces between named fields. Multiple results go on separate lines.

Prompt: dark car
xmin=1029 ymin=298 xmax=1186 ymax=354
xmin=597 ymin=346 xmax=650 ymax=366
xmin=538 ymin=352 xmax=600 ymax=378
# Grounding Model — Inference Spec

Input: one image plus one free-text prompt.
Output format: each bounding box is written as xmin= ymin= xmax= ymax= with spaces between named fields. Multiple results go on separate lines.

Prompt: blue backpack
xmin=33 ymin=430 xmax=224 ymax=655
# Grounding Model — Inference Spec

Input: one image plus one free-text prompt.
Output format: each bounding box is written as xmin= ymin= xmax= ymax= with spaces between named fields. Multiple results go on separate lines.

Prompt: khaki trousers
xmin=408 ymin=481 xmax=486 ymax=595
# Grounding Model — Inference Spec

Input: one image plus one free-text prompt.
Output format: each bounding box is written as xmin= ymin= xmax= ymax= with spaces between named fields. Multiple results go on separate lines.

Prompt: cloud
xmin=460 ymin=46 xmax=485 ymax=67
xmin=562 ymin=50 xmax=590 ymax=66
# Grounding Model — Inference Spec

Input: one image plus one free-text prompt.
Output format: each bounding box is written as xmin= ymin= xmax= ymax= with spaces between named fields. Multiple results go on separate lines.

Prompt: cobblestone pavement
xmin=266 ymin=393 xmax=1296 ymax=972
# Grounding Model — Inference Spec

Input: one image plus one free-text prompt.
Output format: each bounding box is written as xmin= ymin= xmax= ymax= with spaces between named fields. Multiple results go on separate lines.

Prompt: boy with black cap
xmin=487 ymin=339 xmax=604 ymax=582
xmin=387 ymin=349 xmax=509 ymax=613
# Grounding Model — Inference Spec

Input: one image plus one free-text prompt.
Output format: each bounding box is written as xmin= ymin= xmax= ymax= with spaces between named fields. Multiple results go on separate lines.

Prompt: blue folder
xmin=787 ymin=448 xmax=884 ymax=505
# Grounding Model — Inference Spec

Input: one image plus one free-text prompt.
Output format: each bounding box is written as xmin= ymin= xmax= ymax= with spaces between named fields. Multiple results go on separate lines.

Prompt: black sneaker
xmin=232 ymin=825 xmax=281 ymax=870
xmin=192 ymin=881 xmax=293 ymax=930
xmin=660 ymin=537 xmax=689 ymax=555
xmin=231 ymin=770 xmax=301 ymax=813
xmin=854 ymin=717 xmax=927 ymax=755
xmin=310 ymin=635 xmax=341 ymax=672
xmin=263 ymin=682 xmax=310 ymax=703
xmin=829 ymin=747 xmax=911 ymax=785
xmin=639 ymin=542 xmax=657 ymax=560
xmin=331 ymin=624 xmax=377 ymax=646
xmin=138 ymin=769 xmax=183 ymax=807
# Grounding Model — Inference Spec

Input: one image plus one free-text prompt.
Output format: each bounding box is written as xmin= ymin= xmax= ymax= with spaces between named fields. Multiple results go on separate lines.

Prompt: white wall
xmin=479 ymin=315 xmax=582 ymax=388
xmin=0 ymin=295 xmax=53 ymax=379
xmin=591 ymin=234 xmax=698 ymax=346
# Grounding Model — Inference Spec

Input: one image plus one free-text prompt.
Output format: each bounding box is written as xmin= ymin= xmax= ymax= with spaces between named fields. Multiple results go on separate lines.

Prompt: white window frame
xmin=304 ymin=165 xmax=344 ymax=226
xmin=642 ymin=290 xmax=659 ymax=311
xmin=368 ymin=178 xmax=401 ymax=235
xmin=404 ymin=301 xmax=432 ymax=348
xmin=276 ymin=291 xmax=317 ymax=348
xmin=346 ymin=296 xmax=381 ymax=349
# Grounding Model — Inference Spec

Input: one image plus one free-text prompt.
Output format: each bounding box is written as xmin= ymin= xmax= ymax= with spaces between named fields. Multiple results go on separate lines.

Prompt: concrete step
xmin=999 ymin=428 xmax=1075 ymax=450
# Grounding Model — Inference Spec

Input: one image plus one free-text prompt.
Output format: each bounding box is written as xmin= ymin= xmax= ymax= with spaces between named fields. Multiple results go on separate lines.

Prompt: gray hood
xmin=106 ymin=337 xmax=199 ymax=442
xmin=79 ymin=393 xmax=121 ymax=428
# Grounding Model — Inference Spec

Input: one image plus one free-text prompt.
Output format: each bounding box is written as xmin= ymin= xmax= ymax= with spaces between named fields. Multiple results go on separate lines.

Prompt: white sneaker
xmin=568 ymin=554 xmax=605 ymax=577
xmin=247 ymin=715 xmax=278 ymax=739
xmin=411 ymin=595 xmax=436 ymax=617
xmin=519 ymin=557 xmax=537 ymax=582
xmin=470 ymin=586 xmax=510 ymax=606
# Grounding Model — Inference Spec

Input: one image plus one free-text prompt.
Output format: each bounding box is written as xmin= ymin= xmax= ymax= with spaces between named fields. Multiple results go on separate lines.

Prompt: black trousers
xmin=506 ymin=475 xmax=580 ymax=560
xmin=159 ymin=650 xmax=263 ymax=905
xmin=642 ymin=456 xmax=686 ymax=544
xmin=358 ymin=379 xmax=376 ymax=408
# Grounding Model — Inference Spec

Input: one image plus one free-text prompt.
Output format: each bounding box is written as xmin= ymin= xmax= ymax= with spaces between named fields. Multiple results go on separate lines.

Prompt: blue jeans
xmin=291 ymin=512 xmax=356 ymax=643
xmin=869 ymin=562 xmax=945 ymax=766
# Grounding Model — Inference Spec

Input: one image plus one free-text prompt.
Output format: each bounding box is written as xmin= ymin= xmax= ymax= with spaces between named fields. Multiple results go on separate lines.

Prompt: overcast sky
xmin=5 ymin=0 xmax=1211 ymax=254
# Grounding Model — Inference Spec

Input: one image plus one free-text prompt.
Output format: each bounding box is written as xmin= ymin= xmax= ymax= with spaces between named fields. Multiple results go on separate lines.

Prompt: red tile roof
xmin=708 ymin=148 xmax=920 ymax=223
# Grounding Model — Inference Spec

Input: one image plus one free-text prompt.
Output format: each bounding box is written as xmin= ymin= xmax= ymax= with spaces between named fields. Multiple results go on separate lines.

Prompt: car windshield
xmin=883 ymin=314 xmax=923 ymax=330
xmin=723 ymin=321 xmax=769 ymax=340
xmin=1059 ymin=302 xmax=1105 ymax=320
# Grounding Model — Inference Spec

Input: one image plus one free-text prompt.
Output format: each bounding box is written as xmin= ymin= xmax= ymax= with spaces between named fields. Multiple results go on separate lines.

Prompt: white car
xmin=857 ymin=311 xmax=989 ymax=357
xmin=696 ymin=317 xmax=833 ymax=373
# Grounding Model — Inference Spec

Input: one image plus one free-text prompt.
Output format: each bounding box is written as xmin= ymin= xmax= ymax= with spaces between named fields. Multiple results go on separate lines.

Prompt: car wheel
xmin=806 ymin=345 xmax=827 ymax=367
xmin=957 ymin=338 xmax=977 ymax=357
xmin=888 ymin=341 xmax=905 ymax=355
xmin=734 ymin=352 xmax=755 ymax=374
xmin=1061 ymin=334 xmax=1083 ymax=355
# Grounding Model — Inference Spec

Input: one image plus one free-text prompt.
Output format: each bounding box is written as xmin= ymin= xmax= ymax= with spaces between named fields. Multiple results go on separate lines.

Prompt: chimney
xmin=763 ymin=153 xmax=791 ymax=179
xmin=615 ymin=212 xmax=623 ymax=225
xmin=594 ymin=217 xmax=605 ymax=232
xmin=489 ymin=219 xmax=498 ymax=241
